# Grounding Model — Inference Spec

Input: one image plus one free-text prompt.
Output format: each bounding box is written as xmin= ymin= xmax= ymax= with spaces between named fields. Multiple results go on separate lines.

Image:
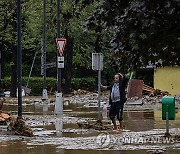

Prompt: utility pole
xmin=57 ymin=0 xmax=61 ymax=93
xmin=55 ymin=0 xmax=63 ymax=115
xmin=17 ymin=0 xmax=22 ymax=118
xmin=42 ymin=0 xmax=49 ymax=101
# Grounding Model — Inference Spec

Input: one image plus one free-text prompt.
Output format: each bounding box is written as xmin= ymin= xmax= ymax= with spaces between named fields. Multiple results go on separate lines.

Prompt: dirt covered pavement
xmin=0 ymin=93 xmax=180 ymax=154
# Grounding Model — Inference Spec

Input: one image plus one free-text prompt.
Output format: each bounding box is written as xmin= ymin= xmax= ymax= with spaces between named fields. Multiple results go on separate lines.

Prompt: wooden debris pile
xmin=143 ymin=84 xmax=169 ymax=97
xmin=0 ymin=97 xmax=33 ymax=137
xmin=0 ymin=113 xmax=11 ymax=125
xmin=143 ymin=84 xmax=154 ymax=93
xmin=7 ymin=118 xmax=34 ymax=137
xmin=0 ymin=98 xmax=11 ymax=125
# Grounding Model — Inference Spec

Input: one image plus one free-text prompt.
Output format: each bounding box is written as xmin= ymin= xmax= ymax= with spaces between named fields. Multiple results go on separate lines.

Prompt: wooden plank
xmin=127 ymin=79 xmax=143 ymax=98
xmin=143 ymin=84 xmax=154 ymax=91
xmin=0 ymin=113 xmax=10 ymax=119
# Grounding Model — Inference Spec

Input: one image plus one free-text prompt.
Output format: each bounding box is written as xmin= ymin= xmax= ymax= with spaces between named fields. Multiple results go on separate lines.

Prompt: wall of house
xmin=154 ymin=66 xmax=180 ymax=95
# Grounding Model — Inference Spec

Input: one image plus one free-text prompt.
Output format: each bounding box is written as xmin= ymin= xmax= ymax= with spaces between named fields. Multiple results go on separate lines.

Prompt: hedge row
xmin=0 ymin=77 xmax=96 ymax=95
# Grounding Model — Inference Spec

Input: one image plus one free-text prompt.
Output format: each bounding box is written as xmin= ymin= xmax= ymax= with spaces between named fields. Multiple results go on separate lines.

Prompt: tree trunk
xmin=64 ymin=30 xmax=74 ymax=94
xmin=0 ymin=45 xmax=5 ymax=80
xmin=0 ymin=50 xmax=2 ymax=80
xmin=10 ymin=48 xmax=17 ymax=97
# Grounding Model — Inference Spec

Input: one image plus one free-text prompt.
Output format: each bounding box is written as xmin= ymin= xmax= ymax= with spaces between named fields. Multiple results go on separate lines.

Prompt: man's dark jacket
xmin=107 ymin=76 xmax=128 ymax=105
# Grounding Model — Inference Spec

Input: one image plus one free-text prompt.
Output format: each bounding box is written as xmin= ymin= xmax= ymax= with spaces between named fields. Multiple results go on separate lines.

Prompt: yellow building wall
xmin=154 ymin=66 xmax=180 ymax=96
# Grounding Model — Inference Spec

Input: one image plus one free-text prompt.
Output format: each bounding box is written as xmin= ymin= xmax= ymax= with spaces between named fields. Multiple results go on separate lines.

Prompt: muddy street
xmin=0 ymin=95 xmax=180 ymax=154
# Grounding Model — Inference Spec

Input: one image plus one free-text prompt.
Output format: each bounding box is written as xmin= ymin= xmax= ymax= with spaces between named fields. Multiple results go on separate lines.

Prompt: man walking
xmin=101 ymin=73 xmax=128 ymax=130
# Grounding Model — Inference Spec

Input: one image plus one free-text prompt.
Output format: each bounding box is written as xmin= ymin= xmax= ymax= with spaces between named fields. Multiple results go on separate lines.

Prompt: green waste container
xmin=162 ymin=96 xmax=175 ymax=120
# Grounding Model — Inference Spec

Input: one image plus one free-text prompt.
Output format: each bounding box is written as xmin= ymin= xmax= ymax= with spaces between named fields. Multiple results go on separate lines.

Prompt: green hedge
xmin=0 ymin=77 xmax=96 ymax=95
xmin=71 ymin=77 xmax=96 ymax=91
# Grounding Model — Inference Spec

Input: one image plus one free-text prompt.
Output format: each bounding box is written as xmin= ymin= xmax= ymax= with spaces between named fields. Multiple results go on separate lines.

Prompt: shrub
xmin=0 ymin=77 xmax=96 ymax=95
xmin=71 ymin=77 xmax=96 ymax=91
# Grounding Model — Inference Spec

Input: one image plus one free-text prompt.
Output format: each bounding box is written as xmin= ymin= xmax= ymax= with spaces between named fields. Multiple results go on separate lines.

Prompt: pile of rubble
xmin=64 ymin=89 xmax=168 ymax=106
xmin=126 ymin=84 xmax=170 ymax=105
xmin=142 ymin=95 xmax=161 ymax=105
xmin=0 ymin=97 xmax=33 ymax=137
xmin=77 ymin=120 xmax=111 ymax=130
xmin=72 ymin=89 xmax=91 ymax=95
xmin=126 ymin=96 xmax=162 ymax=106
xmin=143 ymin=84 xmax=169 ymax=97
xmin=64 ymin=92 xmax=108 ymax=104
xmin=0 ymin=98 xmax=11 ymax=125
xmin=7 ymin=117 xmax=34 ymax=137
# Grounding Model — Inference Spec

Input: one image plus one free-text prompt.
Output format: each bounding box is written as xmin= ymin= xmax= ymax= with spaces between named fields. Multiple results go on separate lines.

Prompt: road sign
xmin=56 ymin=38 xmax=66 ymax=56
xmin=92 ymin=53 xmax=103 ymax=120
xmin=46 ymin=62 xmax=56 ymax=69
xmin=58 ymin=56 xmax=64 ymax=68
xmin=92 ymin=53 xmax=103 ymax=70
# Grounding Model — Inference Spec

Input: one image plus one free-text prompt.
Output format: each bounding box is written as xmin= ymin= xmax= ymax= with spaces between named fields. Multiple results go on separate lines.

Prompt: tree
xmin=0 ymin=0 xmax=18 ymax=96
xmin=60 ymin=0 xmax=107 ymax=93
xmin=0 ymin=0 xmax=41 ymax=96
xmin=86 ymin=0 xmax=180 ymax=72
xmin=1 ymin=0 xmax=116 ymax=95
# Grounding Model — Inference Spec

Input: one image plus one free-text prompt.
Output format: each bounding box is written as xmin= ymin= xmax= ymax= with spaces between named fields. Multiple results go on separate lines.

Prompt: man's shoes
xmin=119 ymin=121 xmax=125 ymax=130
xmin=113 ymin=126 xmax=118 ymax=130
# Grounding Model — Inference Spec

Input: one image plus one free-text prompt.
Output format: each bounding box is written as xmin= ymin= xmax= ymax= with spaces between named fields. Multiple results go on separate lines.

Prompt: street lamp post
xmin=17 ymin=0 xmax=22 ymax=118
